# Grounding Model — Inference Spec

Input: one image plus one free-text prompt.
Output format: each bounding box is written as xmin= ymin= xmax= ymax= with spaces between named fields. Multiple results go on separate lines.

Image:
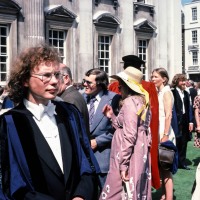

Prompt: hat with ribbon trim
xmin=110 ymin=67 xmax=149 ymax=121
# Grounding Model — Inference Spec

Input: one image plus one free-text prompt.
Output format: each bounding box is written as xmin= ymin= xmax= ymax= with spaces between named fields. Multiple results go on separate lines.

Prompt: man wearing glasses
xmin=57 ymin=64 xmax=90 ymax=138
xmin=0 ymin=45 xmax=100 ymax=200
xmin=82 ymin=68 xmax=121 ymax=191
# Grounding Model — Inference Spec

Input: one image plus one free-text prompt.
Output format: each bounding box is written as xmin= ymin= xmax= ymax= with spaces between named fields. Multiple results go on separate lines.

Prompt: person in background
xmin=0 ymin=44 xmax=99 ymax=200
xmin=186 ymin=79 xmax=197 ymax=134
xmin=108 ymin=55 xmax=160 ymax=190
xmin=186 ymin=79 xmax=197 ymax=108
xmin=82 ymin=68 xmax=121 ymax=191
xmin=100 ymin=66 xmax=151 ymax=199
xmin=151 ymin=68 xmax=176 ymax=200
xmin=0 ymin=85 xmax=15 ymax=115
xmin=192 ymin=94 xmax=200 ymax=148
xmin=171 ymin=74 xmax=193 ymax=170
xmin=58 ymin=64 xmax=90 ymax=137
xmin=196 ymin=82 xmax=200 ymax=95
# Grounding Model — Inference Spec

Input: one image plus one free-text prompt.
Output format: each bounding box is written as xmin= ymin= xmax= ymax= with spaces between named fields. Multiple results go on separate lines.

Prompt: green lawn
xmin=152 ymin=134 xmax=200 ymax=200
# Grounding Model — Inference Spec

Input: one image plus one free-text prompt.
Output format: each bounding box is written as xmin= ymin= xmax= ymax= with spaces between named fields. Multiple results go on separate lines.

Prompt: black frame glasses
xmin=82 ymin=79 xmax=96 ymax=86
xmin=31 ymin=72 xmax=62 ymax=84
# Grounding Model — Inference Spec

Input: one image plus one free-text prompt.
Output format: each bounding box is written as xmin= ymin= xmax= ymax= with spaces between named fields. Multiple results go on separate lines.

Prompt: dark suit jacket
xmin=83 ymin=90 xmax=121 ymax=173
xmin=171 ymin=88 xmax=193 ymax=138
xmin=189 ymin=87 xmax=197 ymax=106
xmin=60 ymin=85 xmax=90 ymax=136
xmin=0 ymin=102 xmax=98 ymax=200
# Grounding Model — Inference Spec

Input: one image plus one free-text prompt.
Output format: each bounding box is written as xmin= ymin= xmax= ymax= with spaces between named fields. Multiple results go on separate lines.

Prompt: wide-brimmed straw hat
xmin=110 ymin=67 xmax=144 ymax=95
xmin=110 ymin=67 xmax=149 ymax=121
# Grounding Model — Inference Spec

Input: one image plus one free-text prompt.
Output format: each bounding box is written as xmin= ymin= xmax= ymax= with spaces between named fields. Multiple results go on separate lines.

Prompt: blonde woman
xmin=151 ymin=68 xmax=175 ymax=200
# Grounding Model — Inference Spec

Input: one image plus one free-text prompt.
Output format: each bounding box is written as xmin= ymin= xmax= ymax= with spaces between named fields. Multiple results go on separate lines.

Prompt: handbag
xmin=158 ymin=145 xmax=175 ymax=170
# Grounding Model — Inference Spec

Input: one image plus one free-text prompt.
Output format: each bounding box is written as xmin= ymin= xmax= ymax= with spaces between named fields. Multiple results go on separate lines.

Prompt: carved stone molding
xmin=0 ymin=0 xmax=21 ymax=15
xmin=93 ymin=12 xmax=120 ymax=33
xmin=134 ymin=2 xmax=155 ymax=16
xmin=45 ymin=5 xmax=77 ymax=24
xmin=95 ymin=0 xmax=118 ymax=9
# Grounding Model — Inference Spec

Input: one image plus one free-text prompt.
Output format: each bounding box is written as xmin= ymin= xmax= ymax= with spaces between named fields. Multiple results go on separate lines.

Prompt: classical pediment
xmin=45 ymin=5 xmax=77 ymax=23
xmin=0 ymin=0 xmax=21 ymax=15
xmin=134 ymin=18 xmax=156 ymax=33
xmin=93 ymin=11 xmax=120 ymax=30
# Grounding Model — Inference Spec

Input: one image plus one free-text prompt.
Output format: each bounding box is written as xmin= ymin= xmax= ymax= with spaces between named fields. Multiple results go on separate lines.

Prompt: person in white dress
xmin=151 ymin=68 xmax=175 ymax=200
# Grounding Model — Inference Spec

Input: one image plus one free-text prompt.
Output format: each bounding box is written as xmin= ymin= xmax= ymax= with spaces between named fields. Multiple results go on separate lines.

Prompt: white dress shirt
xmin=176 ymin=87 xmax=185 ymax=114
xmin=87 ymin=90 xmax=103 ymax=114
xmin=24 ymin=99 xmax=63 ymax=172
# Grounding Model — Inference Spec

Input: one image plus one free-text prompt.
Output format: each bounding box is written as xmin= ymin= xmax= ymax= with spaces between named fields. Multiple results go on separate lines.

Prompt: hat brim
xmin=110 ymin=74 xmax=144 ymax=95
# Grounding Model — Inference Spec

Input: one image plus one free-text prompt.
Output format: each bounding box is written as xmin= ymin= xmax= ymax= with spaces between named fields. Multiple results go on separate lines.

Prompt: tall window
xmin=48 ymin=29 xmax=66 ymax=61
xmin=192 ymin=30 xmax=197 ymax=44
xmin=192 ymin=51 xmax=198 ymax=65
xmin=192 ymin=7 xmax=197 ymax=21
xmin=98 ymin=35 xmax=111 ymax=74
xmin=0 ymin=25 xmax=8 ymax=82
xmin=138 ymin=40 xmax=147 ymax=79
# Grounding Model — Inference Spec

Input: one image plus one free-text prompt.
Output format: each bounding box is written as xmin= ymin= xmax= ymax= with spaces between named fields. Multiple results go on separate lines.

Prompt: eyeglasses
xmin=82 ymin=79 xmax=96 ymax=86
xmin=31 ymin=72 xmax=62 ymax=84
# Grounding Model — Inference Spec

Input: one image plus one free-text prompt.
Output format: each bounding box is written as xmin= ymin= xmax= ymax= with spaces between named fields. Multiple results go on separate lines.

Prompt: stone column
xmin=76 ymin=0 xmax=93 ymax=82
xmin=23 ymin=0 xmax=45 ymax=47
xmin=119 ymin=0 xmax=134 ymax=56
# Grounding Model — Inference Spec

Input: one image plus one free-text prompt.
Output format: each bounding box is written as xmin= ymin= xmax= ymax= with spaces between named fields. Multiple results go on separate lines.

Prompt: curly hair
xmin=8 ymin=44 xmax=61 ymax=104
xmin=171 ymin=73 xmax=186 ymax=88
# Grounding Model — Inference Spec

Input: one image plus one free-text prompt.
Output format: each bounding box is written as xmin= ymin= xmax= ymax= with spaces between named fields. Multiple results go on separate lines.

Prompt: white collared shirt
xmin=24 ymin=99 xmax=63 ymax=172
xmin=176 ymin=87 xmax=185 ymax=114
xmin=87 ymin=90 xmax=103 ymax=114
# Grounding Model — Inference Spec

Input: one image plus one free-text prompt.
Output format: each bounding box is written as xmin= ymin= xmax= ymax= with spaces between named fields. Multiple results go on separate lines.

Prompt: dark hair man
xmin=82 ymin=68 xmax=121 ymax=191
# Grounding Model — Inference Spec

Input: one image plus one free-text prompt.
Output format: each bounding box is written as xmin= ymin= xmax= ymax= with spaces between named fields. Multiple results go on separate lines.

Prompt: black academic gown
xmin=0 ymin=102 xmax=99 ymax=200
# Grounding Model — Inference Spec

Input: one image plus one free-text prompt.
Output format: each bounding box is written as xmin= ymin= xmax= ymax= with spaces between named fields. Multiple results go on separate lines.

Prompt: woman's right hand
xmin=102 ymin=104 xmax=113 ymax=118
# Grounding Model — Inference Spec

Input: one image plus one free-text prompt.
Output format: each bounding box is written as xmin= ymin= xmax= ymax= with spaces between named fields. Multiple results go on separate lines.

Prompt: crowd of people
xmin=0 ymin=44 xmax=199 ymax=200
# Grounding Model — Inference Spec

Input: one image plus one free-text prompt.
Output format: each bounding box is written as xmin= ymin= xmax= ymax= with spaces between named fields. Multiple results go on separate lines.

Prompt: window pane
xmin=100 ymin=60 xmax=104 ymax=66
xmin=59 ymin=31 xmax=63 ymax=38
xmin=49 ymin=30 xmax=52 ymax=37
xmin=105 ymin=37 xmax=109 ymax=43
xmin=1 ymin=37 xmax=6 ymax=45
xmin=105 ymin=60 xmax=108 ymax=66
xmin=1 ymin=73 xmax=6 ymax=81
xmin=0 ymin=27 xmax=6 ymax=36
xmin=0 ymin=56 xmax=6 ymax=62
xmin=53 ymin=39 xmax=57 ymax=47
xmin=53 ymin=31 xmax=57 ymax=38
xmin=1 ymin=63 xmax=6 ymax=71
xmin=1 ymin=47 xmax=6 ymax=54
xmin=59 ymin=40 xmax=64 ymax=47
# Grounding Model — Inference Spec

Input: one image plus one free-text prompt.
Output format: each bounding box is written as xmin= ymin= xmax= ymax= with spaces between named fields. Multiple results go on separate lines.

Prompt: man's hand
xmin=189 ymin=123 xmax=193 ymax=132
xmin=91 ymin=139 xmax=97 ymax=150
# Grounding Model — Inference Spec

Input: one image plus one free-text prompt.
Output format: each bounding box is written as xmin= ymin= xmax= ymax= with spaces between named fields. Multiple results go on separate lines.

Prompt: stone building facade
xmin=183 ymin=0 xmax=200 ymax=81
xmin=0 ymin=0 xmax=182 ymax=85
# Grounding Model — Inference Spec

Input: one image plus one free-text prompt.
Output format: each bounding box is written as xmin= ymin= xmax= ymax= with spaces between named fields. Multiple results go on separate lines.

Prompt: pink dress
xmin=100 ymin=96 xmax=152 ymax=200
